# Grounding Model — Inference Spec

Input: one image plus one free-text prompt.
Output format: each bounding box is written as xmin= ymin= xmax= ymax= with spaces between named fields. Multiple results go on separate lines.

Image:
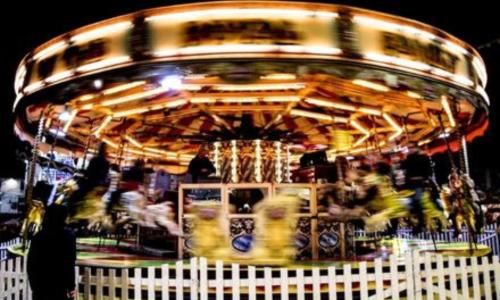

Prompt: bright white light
xmin=49 ymin=128 xmax=66 ymax=138
xmin=93 ymin=79 xmax=103 ymax=89
xmin=58 ymin=111 xmax=71 ymax=121
xmin=160 ymin=75 xmax=183 ymax=91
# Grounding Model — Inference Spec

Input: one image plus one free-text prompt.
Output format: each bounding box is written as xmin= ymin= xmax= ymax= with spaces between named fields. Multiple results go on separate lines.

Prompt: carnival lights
xmin=231 ymin=140 xmax=238 ymax=183
xmin=275 ymin=141 xmax=282 ymax=183
xmin=254 ymin=140 xmax=262 ymax=183
xmin=441 ymin=96 xmax=456 ymax=128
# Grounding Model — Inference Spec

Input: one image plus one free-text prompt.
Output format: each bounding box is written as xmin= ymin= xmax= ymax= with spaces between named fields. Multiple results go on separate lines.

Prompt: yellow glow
xmin=93 ymin=115 xmax=112 ymax=136
xmin=79 ymin=94 xmax=95 ymax=102
xmin=353 ymin=79 xmax=389 ymax=92
xmin=364 ymin=52 xmax=431 ymax=71
xmin=382 ymin=113 xmax=403 ymax=132
xmin=406 ymin=91 xmax=422 ymax=99
xmin=441 ymin=96 xmax=456 ymax=128
xmin=125 ymin=135 xmax=142 ymax=148
xmin=113 ymin=107 xmax=149 ymax=118
xmin=23 ymin=81 xmax=44 ymax=94
xmin=305 ymin=98 xmax=356 ymax=111
xmin=76 ymin=56 xmax=131 ymax=73
xmin=100 ymin=86 xmax=167 ymax=106
xmin=102 ymin=81 xmax=146 ymax=95
xmin=388 ymin=130 xmax=403 ymax=141
xmin=262 ymin=96 xmax=301 ymax=102
xmin=190 ymin=97 xmax=217 ymax=104
xmin=147 ymin=9 xmax=337 ymax=22
xmin=45 ymin=70 xmax=73 ymax=83
xmin=163 ymin=99 xmax=188 ymax=108
xmin=354 ymin=16 xmax=436 ymax=40
xmin=358 ymin=107 xmax=382 ymax=116
xmin=220 ymin=98 xmax=259 ymax=104
xmin=353 ymin=134 xmax=370 ymax=148
xmin=350 ymin=119 xmax=370 ymax=136
xmin=290 ymin=109 xmax=333 ymax=122
xmin=418 ymin=139 xmax=432 ymax=146
xmin=214 ymin=83 xmax=305 ymax=91
xmin=143 ymin=147 xmax=177 ymax=158
xmin=260 ymin=73 xmax=297 ymax=80
xmin=71 ymin=22 xmax=132 ymax=43
xmin=33 ymin=41 xmax=66 ymax=61
xmin=101 ymin=137 xmax=118 ymax=149
xmin=472 ymin=56 xmax=487 ymax=86
xmin=62 ymin=110 xmax=78 ymax=133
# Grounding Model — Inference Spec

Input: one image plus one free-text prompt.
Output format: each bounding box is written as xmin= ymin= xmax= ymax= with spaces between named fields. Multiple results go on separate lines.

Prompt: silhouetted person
xmin=402 ymin=148 xmax=432 ymax=233
xmin=187 ymin=147 xmax=215 ymax=183
xmin=69 ymin=143 xmax=110 ymax=216
xmin=28 ymin=205 xmax=76 ymax=300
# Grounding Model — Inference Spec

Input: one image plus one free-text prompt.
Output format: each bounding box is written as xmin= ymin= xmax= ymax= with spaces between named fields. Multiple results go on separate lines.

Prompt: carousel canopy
xmin=12 ymin=1 xmax=489 ymax=168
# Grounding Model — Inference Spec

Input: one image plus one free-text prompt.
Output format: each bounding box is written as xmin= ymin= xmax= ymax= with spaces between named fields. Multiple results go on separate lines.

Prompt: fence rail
xmin=1 ymin=251 xmax=499 ymax=300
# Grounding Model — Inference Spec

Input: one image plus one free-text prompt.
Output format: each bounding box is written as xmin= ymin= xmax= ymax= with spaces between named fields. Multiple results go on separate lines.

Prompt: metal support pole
xmin=25 ymin=112 xmax=46 ymax=211
xmin=461 ymin=136 xmax=470 ymax=175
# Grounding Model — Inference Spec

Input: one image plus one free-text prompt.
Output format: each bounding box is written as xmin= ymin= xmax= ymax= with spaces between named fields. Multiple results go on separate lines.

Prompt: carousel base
xmin=8 ymin=237 xmax=491 ymax=269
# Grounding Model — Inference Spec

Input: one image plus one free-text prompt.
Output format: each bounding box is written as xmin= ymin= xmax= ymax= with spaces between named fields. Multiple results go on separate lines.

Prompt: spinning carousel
xmin=12 ymin=1 xmax=490 ymax=266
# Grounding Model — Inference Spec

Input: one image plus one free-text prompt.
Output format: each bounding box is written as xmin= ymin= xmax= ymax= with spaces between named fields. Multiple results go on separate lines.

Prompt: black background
xmin=1 ymin=0 xmax=498 ymax=185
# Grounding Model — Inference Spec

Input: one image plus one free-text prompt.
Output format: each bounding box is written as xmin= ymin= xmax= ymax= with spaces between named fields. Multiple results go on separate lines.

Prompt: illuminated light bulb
xmin=160 ymin=75 xmax=183 ymax=90
xmin=358 ymin=107 xmax=382 ymax=116
xmin=262 ymin=96 xmax=301 ymax=102
xmin=213 ymin=83 xmax=305 ymax=91
xmin=93 ymin=79 xmax=103 ymax=90
xmin=100 ymin=87 xmax=168 ymax=107
xmin=230 ymin=140 xmax=238 ymax=183
xmin=71 ymin=22 xmax=132 ymax=43
xmin=285 ymin=144 xmax=292 ymax=183
xmin=275 ymin=141 xmax=282 ymax=183
xmin=213 ymin=142 xmax=221 ymax=177
xmin=163 ymin=99 xmax=188 ymax=108
xmin=113 ymin=107 xmax=149 ymax=118
xmin=353 ymin=79 xmax=390 ymax=92
xmin=58 ymin=111 xmax=72 ymax=121
xmin=62 ymin=110 xmax=78 ymax=133
xmin=364 ymin=52 xmax=431 ymax=72
xmin=93 ymin=116 xmax=112 ymax=136
xmin=441 ymin=96 xmax=456 ymax=128
xmin=254 ymin=140 xmax=262 ymax=183
xmin=79 ymin=94 xmax=95 ymax=101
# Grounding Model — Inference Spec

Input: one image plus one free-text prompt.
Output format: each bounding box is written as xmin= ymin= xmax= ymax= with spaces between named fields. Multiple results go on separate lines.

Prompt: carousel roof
xmin=12 ymin=1 xmax=489 ymax=167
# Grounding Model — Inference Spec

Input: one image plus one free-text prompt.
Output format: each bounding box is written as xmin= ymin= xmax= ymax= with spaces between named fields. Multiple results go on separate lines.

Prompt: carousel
xmin=11 ymin=1 xmax=490 ymax=269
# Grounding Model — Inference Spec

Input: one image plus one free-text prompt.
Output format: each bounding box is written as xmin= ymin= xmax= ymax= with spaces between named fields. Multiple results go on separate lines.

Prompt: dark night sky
xmin=1 ymin=1 xmax=499 ymax=183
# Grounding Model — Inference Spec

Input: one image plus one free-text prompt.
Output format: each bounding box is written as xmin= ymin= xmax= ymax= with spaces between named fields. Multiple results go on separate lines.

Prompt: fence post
xmin=481 ymin=257 xmax=492 ymax=300
xmin=312 ymin=267 xmax=320 ymax=300
xmin=231 ymin=263 xmax=240 ymax=300
xmin=359 ymin=261 xmax=368 ymax=300
xmin=374 ymin=258 xmax=384 ymax=300
xmin=296 ymin=268 xmax=305 ymax=300
xmin=343 ymin=264 xmax=352 ymax=300
xmin=264 ymin=267 xmax=272 ymax=300
xmin=471 ymin=257 xmax=481 ymax=300
xmin=248 ymin=265 xmax=256 ymax=300
xmin=133 ymin=267 xmax=141 ymax=300
xmin=96 ymin=268 xmax=104 ymax=300
xmin=404 ymin=251 xmax=414 ymax=300
xmin=459 ymin=257 xmax=469 ymax=299
xmin=435 ymin=255 xmax=445 ymax=300
xmin=175 ymin=260 xmax=184 ymax=300
xmin=84 ymin=267 xmax=91 ymax=300
xmin=161 ymin=264 xmax=169 ymax=300
xmin=390 ymin=254 xmax=400 ymax=300
xmin=198 ymin=258 xmax=206 ymax=300
xmin=190 ymin=258 xmax=198 ymax=300
xmin=327 ymin=266 xmax=337 ymax=300
xmin=215 ymin=260 xmax=223 ymax=300
xmin=279 ymin=268 xmax=288 ymax=300
xmin=447 ymin=256 xmax=458 ymax=300
xmin=109 ymin=268 xmax=116 ymax=300
xmin=147 ymin=266 xmax=155 ymax=300
xmin=424 ymin=253 xmax=434 ymax=300
xmin=121 ymin=268 xmax=129 ymax=300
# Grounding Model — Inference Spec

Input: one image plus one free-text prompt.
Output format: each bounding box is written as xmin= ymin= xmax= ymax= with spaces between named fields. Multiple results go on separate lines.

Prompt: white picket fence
xmin=1 ymin=251 xmax=499 ymax=300
xmin=0 ymin=238 xmax=21 ymax=261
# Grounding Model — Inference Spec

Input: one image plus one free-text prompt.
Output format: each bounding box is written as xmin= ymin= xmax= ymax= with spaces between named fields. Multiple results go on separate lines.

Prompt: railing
xmin=1 ymin=251 xmax=499 ymax=299
xmin=355 ymin=224 xmax=500 ymax=255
